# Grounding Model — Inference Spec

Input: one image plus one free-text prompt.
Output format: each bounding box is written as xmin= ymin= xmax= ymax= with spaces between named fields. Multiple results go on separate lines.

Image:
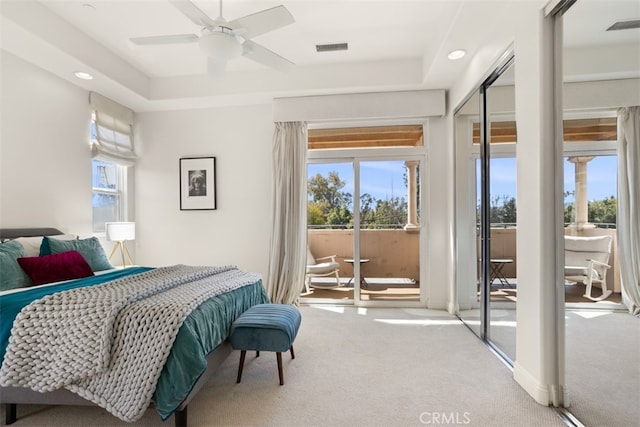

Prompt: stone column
xmin=567 ymin=156 xmax=595 ymax=230
xmin=404 ymin=160 xmax=419 ymax=232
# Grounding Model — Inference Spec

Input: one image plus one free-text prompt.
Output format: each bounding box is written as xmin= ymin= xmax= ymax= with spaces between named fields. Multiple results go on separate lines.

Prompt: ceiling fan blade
xmin=170 ymin=0 xmax=217 ymax=29
xmin=242 ymin=40 xmax=294 ymax=72
xmin=207 ymin=57 xmax=227 ymax=77
xmin=130 ymin=34 xmax=199 ymax=45
xmin=229 ymin=5 xmax=294 ymax=40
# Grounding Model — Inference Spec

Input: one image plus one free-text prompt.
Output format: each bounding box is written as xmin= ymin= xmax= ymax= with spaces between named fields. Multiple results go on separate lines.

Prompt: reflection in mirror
xmin=485 ymin=62 xmax=517 ymax=363
xmin=455 ymin=90 xmax=481 ymax=338
xmin=561 ymin=0 xmax=640 ymax=425
xmin=455 ymin=54 xmax=518 ymax=366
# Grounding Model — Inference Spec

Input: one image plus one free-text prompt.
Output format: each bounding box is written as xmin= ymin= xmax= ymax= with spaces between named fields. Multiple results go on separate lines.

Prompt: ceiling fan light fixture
xmin=133 ymin=1 xmax=294 ymax=74
xmin=199 ymin=32 xmax=242 ymax=60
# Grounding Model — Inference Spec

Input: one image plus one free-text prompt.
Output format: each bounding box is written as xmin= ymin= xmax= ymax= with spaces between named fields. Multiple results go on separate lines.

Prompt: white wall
xmin=426 ymin=116 xmax=454 ymax=310
xmin=0 ymin=52 xmax=93 ymax=236
xmin=0 ymin=51 xmax=274 ymax=281
xmin=135 ymin=104 xmax=274 ymax=279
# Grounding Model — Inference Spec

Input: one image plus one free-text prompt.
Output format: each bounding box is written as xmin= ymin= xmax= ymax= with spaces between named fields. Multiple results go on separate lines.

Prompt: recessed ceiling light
xmin=74 ymin=71 xmax=94 ymax=80
xmin=447 ymin=49 xmax=466 ymax=60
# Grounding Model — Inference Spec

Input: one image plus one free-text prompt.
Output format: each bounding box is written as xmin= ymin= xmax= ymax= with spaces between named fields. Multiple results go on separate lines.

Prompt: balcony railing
xmin=308 ymin=223 xmax=619 ymax=292
xmin=308 ymin=228 xmax=419 ymax=280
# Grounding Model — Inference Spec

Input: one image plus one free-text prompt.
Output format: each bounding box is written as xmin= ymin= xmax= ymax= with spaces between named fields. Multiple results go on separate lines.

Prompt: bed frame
xmin=0 ymin=228 xmax=233 ymax=427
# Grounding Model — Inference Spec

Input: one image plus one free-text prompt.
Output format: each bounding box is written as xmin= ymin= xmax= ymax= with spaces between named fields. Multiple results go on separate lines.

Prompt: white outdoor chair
xmin=304 ymin=247 xmax=341 ymax=294
xmin=564 ymin=235 xmax=613 ymax=301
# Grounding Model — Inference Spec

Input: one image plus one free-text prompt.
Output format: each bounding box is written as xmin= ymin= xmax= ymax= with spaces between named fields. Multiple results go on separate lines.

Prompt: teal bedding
xmin=0 ymin=267 xmax=269 ymax=421
xmin=154 ymin=279 xmax=269 ymax=420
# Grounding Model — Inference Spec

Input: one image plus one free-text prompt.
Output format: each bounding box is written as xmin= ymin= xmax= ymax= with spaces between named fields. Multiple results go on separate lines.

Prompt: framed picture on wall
xmin=179 ymin=157 xmax=216 ymax=210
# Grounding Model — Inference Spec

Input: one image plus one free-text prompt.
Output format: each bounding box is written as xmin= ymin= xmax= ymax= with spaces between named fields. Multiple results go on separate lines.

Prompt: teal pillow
xmin=0 ymin=240 xmax=32 ymax=290
xmin=41 ymin=236 xmax=113 ymax=272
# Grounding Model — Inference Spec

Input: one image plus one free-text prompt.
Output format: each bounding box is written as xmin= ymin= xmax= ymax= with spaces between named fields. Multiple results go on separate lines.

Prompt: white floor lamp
xmin=105 ymin=222 xmax=135 ymax=267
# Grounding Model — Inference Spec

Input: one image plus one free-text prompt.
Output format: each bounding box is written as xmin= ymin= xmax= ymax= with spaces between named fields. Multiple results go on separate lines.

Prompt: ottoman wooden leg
xmin=290 ymin=345 xmax=295 ymax=359
xmin=276 ymin=352 xmax=284 ymax=385
xmin=237 ymin=350 xmax=247 ymax=383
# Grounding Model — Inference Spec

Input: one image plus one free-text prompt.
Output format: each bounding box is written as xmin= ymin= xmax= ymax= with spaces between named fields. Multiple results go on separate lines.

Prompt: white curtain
xmin=617 ymin=106 xmax=640 ymax=316
xmin=266 ymin=122 xmax=308 ymax=305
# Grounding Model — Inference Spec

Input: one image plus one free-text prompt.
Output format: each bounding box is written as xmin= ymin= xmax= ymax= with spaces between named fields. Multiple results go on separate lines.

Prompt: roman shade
xmin=90 ymin=92 xmax=136 ymax=163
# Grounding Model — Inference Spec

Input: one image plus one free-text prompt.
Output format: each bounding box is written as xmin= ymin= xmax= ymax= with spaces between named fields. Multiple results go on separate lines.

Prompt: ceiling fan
xmin=130 ymin=0 xmax=295 ymax=76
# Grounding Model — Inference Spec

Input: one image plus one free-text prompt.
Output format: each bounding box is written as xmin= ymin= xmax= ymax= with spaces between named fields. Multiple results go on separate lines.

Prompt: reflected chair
xmin=564 ymin=235 xmax=613 ymax=301
xmin=304 ymin=247 xmax=341 ymax=294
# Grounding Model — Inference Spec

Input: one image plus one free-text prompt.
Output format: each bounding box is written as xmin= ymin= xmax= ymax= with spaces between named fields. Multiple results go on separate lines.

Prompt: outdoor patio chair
xmin=564 ymin=235 xmax=613 ymax=301
xmin=305 ymin=247 xmax=341 ymax=293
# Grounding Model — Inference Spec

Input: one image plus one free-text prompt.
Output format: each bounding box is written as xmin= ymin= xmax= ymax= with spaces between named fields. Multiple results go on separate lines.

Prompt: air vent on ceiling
xmin=316 ymin=42 xmax=348 ymax=52
xmin=606 ymin=19 xmax=640 ymax=31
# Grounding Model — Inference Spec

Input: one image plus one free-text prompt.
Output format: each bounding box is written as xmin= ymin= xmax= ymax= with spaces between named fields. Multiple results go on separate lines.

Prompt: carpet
xmin=1 ymin=306 xmax=567 ymax=427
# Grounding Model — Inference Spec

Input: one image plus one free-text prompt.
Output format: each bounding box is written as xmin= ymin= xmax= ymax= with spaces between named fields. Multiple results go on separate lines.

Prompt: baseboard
xmin=513 ymin=361 xmax=552 ymax=405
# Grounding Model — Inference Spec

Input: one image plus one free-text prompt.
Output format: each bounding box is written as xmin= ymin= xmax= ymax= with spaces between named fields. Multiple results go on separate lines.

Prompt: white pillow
xmin=14 ymin=235 xmax=77 ymax=257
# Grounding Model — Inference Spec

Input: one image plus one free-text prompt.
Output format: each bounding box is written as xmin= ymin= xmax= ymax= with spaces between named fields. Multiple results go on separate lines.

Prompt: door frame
xmin=305 ymin=124 xmax=429 ymax=308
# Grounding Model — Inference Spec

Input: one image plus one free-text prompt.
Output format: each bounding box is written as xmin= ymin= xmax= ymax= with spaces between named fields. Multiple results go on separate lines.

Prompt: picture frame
xmin=179 ymin=157 xmax=217 ymax=210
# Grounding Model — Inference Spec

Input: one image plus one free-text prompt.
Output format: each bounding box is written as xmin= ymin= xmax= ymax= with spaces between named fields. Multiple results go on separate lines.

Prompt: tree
xmin=307 ymin=201 xmax=325 ymax=226
xmin=327 ymin=206 xmax=352 ymax=229
xmin=359 ymin=193 xmax=376 ymax=226
xmin=488 ymin=195 xmax=516 ymax=225
xmin=564 ymin=203 xmax=575 ymax=225
xmin=563 ymin=192 xmax=617 ymax=226
xmin=308 ymin=172 xmax=351 ymax=210
xmin=501 ymin=197 xmax=517 ymax=224
xmin=372 ymin=197 xmax=407 ymax=228
xmin=564 ymin=190 xmax=575 ymax=224
xmin=307 ymin=172 xmax=353 ymax=228
xmin=589 ymin=196 xmax=616 ymax=225
xmin=307 ymin=171 xmax=408 ymax=229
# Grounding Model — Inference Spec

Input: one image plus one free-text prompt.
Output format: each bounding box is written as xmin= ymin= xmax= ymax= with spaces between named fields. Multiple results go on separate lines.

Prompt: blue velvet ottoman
xmin=229 ymin=303 xmax=302 ymax=385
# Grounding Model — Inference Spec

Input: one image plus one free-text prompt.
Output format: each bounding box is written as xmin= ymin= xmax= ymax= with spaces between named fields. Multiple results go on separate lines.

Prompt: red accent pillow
xmin=17 ymin=250 xmax=95 ymax=286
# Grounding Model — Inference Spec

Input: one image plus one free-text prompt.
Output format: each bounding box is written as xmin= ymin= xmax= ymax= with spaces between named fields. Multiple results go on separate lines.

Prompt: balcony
xmin=306 ymin=228 xmax=420 ymax=301
xmin=304 ymin=225 xmax=621 ymax=303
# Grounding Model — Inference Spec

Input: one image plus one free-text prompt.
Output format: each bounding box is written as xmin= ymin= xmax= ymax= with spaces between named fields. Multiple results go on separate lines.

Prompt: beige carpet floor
xmin=564 ymin=308 xmax=640 ymax=427
xmin=1 ymin=306 xmax=566 ymax=427
xmin=459 ymin=307 xmax=640 ymax=427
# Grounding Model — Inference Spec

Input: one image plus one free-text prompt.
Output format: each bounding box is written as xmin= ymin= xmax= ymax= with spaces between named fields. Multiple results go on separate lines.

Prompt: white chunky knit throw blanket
xmin=0 ymin=264 xmax=261 ymax=422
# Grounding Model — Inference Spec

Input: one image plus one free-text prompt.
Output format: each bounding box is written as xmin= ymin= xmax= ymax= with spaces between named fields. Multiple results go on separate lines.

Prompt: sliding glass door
xmin=306 ymin=161 xmax=354 ymax=300
xmin=358 ymin=159 xmax=421 ymax=303
xmin=485 ymin=64 xmax=517 ymax=362
xmin=456 ymin=53 xmax=517 ymax=363
xmin=304 ymin=146 xmax=425 ymax=306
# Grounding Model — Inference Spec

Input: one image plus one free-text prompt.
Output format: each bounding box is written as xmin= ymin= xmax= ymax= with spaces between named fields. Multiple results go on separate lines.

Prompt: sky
xmin=308 ymin=161 xmax=409 ymax=202
xmin=308 ymin=155 xmax=617 ymax=205
xmin=487 ymin=155 xmax=617 ymax=204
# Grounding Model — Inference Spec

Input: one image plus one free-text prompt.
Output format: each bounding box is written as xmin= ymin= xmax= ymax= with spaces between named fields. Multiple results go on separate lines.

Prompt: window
xmin=92 ymin=159 xmax=125 ymax=233
xmin=89 ymin=92 xmax=135 ymax=233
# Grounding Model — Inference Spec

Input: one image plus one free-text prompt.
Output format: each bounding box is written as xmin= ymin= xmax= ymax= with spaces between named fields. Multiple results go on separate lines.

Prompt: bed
xmin=0 ymin=228 xmax=269 ymax=426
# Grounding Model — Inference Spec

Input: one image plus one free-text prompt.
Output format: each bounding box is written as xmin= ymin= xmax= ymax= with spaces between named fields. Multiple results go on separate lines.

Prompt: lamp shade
xmin=105 ymin=222 xmax=135 ymax=242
